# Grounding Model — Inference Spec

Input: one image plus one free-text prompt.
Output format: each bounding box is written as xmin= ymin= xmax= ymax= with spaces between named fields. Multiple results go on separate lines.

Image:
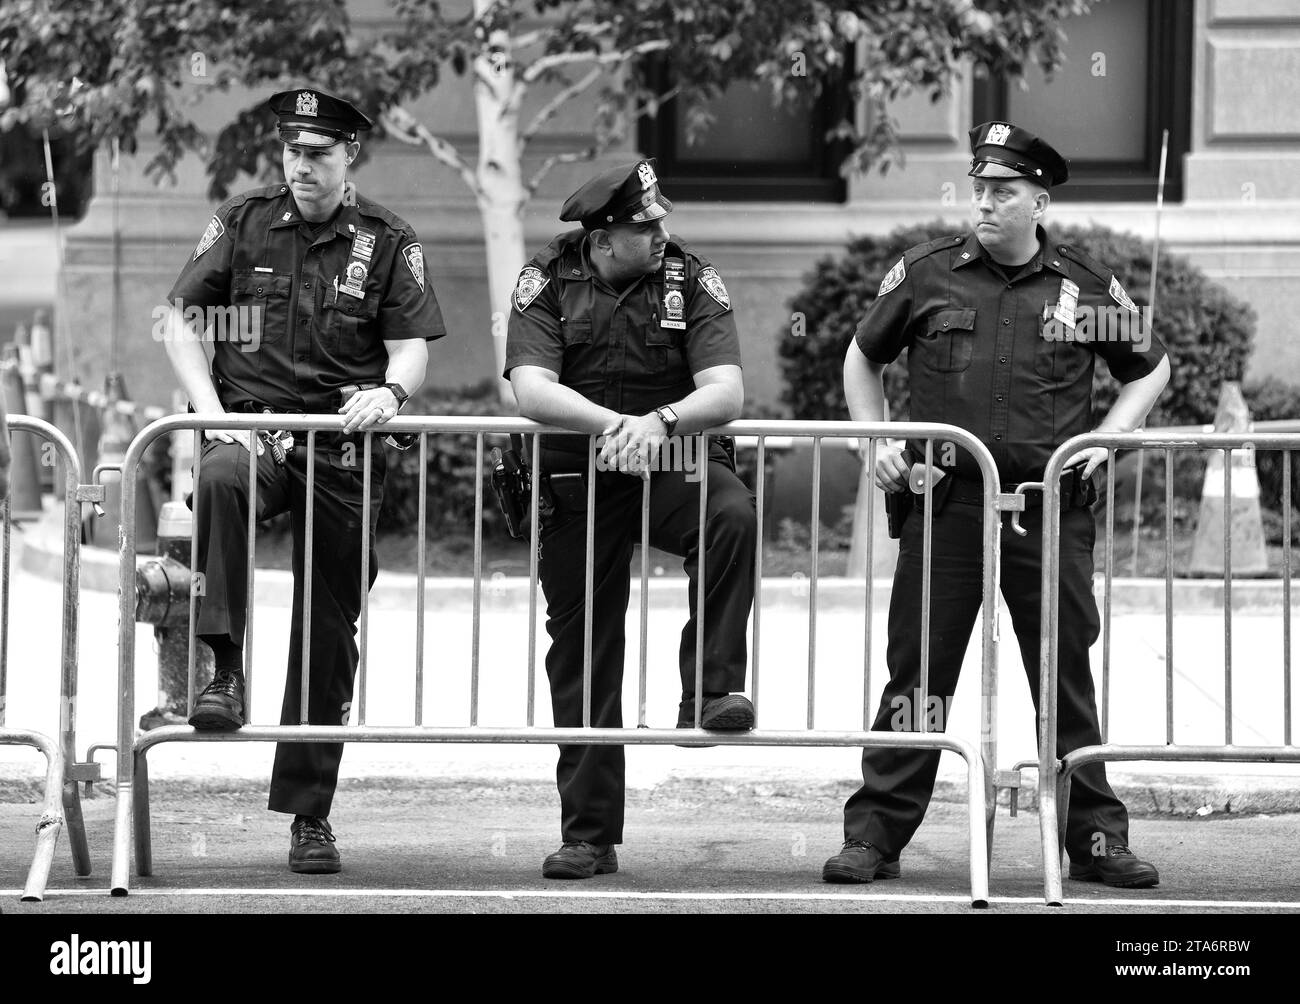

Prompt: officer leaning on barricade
xmin=505 ymin=159 xmax=758 ymax=880
xmin=825 ymin=122 xmax=1171 ymax=888
xmin=158 ymin=88 xmax=445 ymax=874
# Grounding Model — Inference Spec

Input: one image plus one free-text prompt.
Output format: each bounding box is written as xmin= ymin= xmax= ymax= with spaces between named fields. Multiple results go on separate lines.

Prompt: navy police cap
xmin=560 ymin=159 xmax=673 ymax=230
xmin=968 ymin=121 xmax=1069 ymax=188
xmin=268 ymin=88 xmax=373 ymax=148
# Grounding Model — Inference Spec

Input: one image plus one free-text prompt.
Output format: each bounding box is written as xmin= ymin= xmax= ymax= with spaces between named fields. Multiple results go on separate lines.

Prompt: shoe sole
xmin=1067 ymin=867 xmax=1158 ymax=889
xmin=700 ymin=706 xmax=756 ymax=731
xmin=542 ymin=856 xmax=618 ymax=880
xmin=187 ymin=708 xmax=244 ymax=731
xmin=289 ymin=859 xmax=341 ymax=875
xmin=822 ymin=861 xmax=902 ymax=884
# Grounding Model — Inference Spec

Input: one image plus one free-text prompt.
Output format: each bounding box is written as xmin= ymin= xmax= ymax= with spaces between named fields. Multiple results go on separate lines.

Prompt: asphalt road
xmin=5 ymin=779 xmax=1299 ymax=915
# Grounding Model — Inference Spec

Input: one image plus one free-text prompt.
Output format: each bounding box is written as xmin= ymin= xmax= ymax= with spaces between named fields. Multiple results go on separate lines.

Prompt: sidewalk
xmin=3 ymin=508 xmax=1299 ymax=814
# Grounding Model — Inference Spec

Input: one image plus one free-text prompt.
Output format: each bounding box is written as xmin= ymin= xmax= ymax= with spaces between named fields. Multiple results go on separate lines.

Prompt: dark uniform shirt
xmin=854 ymin=227 xmax=1167 ymax=484
xmin=168 ymin=183 xmax=446 ymax=414
xmin=504 ymin=230 xmax=741 ymax=435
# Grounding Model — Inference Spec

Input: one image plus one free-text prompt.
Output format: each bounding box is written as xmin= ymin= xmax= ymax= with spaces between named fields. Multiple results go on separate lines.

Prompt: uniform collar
xmin=269 ymin=187 xmax=360 ymax=238
xmin=953 ymin=225 xmax=1067 ymax=277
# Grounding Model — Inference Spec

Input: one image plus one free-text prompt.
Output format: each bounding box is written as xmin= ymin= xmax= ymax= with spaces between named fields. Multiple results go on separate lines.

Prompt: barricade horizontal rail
xmin=1 ymin=414 xmax=95 ymax=900
xmin=110 ymin=414 xmax=1006 ymax=904
xmin=1034 ymin=431 xmax=1300 ymax=905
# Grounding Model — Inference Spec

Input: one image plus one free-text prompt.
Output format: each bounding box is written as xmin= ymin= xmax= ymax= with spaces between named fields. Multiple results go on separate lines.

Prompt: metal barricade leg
xmin=134 ymin=749 xmax=153 ymax=877
xmin=109 ymin=751 xmax=133 ymax=895
xmin=964 ymin=746 xmax=991 ymax=908
xmin=61 ymin=776 xmax=92 ymax=876
xmin=18 ymin=731 xmax=66 ymax=902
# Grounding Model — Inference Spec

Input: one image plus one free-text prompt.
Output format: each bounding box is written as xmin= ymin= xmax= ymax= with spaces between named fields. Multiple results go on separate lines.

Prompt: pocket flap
xmin=927 ymin=308 xmax=976 ymax=335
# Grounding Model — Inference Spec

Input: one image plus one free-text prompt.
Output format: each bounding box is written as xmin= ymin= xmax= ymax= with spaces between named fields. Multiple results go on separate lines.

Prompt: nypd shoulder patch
xmin=513 ymin=266 xmax=549 ymax=311
xmin=1109 ymin=275 xmax=1139 ymax=312
xmin=878 ymin=257 xmax=906 ymax=296
xmin=193 ymin=215 xmax=225 ymax=261
xmin=402 ymin=243 xmax=425 ymax=292
xmin=698 ymin=267 xmax=730 ymax=309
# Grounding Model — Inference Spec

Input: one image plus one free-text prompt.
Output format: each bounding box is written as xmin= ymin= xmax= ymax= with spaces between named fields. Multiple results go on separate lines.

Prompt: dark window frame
xmin=636 ymin=58 xmax=853 ymax=203
xmin=972 ymin=0 xmax=1192 ymax=202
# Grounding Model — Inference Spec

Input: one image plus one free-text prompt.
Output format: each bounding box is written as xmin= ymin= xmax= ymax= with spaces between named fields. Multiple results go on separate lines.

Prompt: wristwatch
xmin=654 ymin=405 xmax=679 ymax=437
xmin=383 ymin=382 xmax=409 ymax=409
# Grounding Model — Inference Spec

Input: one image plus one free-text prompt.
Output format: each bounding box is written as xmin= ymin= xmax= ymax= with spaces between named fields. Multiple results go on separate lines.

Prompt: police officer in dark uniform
xmin=824 ymin=122 xmax=1171 ymax=888
xmin=506 ymin=160 xmax=757 ymax=879
xmin=159 ymin=88 xmax=445 ymax=873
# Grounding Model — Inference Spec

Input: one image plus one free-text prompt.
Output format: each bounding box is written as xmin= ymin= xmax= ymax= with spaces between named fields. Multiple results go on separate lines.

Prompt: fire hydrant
xmin=135 ymin=501 xmax=214 ymax=728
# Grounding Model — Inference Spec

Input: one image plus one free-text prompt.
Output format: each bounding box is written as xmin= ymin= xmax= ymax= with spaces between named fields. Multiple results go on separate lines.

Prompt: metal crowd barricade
xmin=109 ymin=414 xmax=1005 ymax=904
xmin=1030 ymin=431 xmax=1300 ymax=905
xmin=0 ymin=415 xmax=101 ymax=900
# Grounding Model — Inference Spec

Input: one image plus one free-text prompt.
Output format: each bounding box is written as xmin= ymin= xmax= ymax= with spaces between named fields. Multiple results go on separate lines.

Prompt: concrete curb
xmin=15 ymin=509 xmax=1297 ymax=613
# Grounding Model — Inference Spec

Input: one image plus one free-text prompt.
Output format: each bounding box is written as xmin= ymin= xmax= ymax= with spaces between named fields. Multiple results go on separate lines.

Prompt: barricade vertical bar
xmin=415 ymin=433 xmax=427 ymax=726
xmin=526 ymin=431 xmax=540 ymax=727
xmin=1130 ymin=449 xmax=1144 ymax=578
xmin=300 ymin=431 xmax=316 ymax=725
xmin=864 ymin=437 xmax=877 ymax=730
xmin=807 ymin=437 xmax=821 ymax=730
xmin=1223 ymin=447 xmax=1233 ymax=744
xmin=637 ymin=474 xmax=650 ymax=727
xmin=1038 ymin=453 xmax=1065 ymax=905
xmin=919 ymin=438 xmax=934 ymax=733
xmin=1284 ymin=450 xmax=1293 ymax=747
xmin=1 ymin=497 xmax=9 ymax=726
xmin=1165 ymin=450 xmax=1175 ymax=744
xmin=358 ymin=433 xmax=373 ymax=726
xmin=1102 ymin=449 xmax=1115 ymax=740
xmin=111 ymin=419 xmax=142 ymax=895
xmin=470 ymin=433 xmax=484 ymax=726
xmin=244 ymin=424 xmax=258 ymax=713
xmin=583 ymin=440 xmax=596 ymax=728
xmin=58 ymin=440 xmax=90 ymax=877
xmin=753 ymin=437 xmax=765 ymax=720
xmin=187 ymin=430 xmax=202 ymax=713
xmin=978 ymin=442 xmax=999 ymax=871
xmin=695 ymin=433 xmax=708 ymax=728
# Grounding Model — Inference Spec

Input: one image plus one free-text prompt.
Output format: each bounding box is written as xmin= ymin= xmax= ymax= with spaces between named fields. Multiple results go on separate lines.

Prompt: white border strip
xmin=8 ymin=888 xmax=1300 ymax=909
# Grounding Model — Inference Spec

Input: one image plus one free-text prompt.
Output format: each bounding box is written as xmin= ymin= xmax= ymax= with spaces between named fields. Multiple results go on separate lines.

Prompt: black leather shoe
xmin=1068 ymin=844 xmax=1159 ymax=888
xmin=187 ymin=670 xmax=245 ymax=731
xmin=822 ymin=839 xmax=902 ymax=884
xmin=542 ymin=841 xmax=618 ymax=880
xmin=289 ymin=816 xmax=341 ymax=874
xmin=676 ymin=693 xmax=756 ymax=731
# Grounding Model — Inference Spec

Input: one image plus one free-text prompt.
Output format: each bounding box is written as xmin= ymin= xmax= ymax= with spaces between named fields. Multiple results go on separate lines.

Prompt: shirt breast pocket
xmin=560 ymin=317 xmax=593 ymax=362
xmin=644 ymin=325 xmax=679 ymax=371
xmin=918 ymin=308 xmax=977 ymax=372
xmin=1035 ymin=319 xmax=1092 ymax=385
xmin=323 ymin=291 xmax=381 ymax=354
xmin=231 ymin=270 xmax=291 ymax=345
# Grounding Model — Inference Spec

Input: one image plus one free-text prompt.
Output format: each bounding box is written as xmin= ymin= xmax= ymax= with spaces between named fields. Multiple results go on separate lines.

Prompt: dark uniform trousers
xmin=538 ymin=440 xmax=756 ymax=845
xmin=191 ymin=437 xmax=384 ymax=818
xmin=844 ymin=498 xmax=1129 ymax=863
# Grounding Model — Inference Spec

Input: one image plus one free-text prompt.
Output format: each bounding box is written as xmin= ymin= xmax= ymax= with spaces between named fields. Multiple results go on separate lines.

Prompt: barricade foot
xmin=62 ymin=779 xmax=92 ymax=876
xmin=133 ymin=750 xmax=153 ymax=878
xmin=17 ymin=735 xmax=65 ymax=902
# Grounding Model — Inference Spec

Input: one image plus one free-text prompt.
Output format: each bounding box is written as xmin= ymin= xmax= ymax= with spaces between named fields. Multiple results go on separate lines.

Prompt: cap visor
xmin=279 ymin=126 xmax=343 ymax=148
xmin=627 ymin=198 xmax=670 ymax=223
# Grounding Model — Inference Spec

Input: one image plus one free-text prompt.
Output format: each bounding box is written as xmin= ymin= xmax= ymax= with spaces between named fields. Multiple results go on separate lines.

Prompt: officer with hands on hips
xmin=825 ymin=121 xmax=1170 ymax=888
xmin=506 ymin=159 xmax=758 ymax=879
xmin=158 ymin=87 xmax=445 ymax=874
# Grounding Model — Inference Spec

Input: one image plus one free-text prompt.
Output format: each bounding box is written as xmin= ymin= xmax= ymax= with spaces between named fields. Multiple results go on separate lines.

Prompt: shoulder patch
xmin=514 ymin=266 xmax=550 ymax=311
xmin=698 ymin=267 xmax=730 ymax=309
xmin=402 ymin=243 xmax=425 ymax=292
xmin=1109 ymin=275 xmax=1139 ymax=312
xmin=878 ymin=257 xmax=906 ymax=297
xmin=193 ymin=215 xmax=225 ymax=260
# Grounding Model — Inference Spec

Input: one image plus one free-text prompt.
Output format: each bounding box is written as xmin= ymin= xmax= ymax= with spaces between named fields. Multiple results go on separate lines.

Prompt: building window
xmin=638 ymin=62 xmax=851 ymax=203
xmin=971 ymin=0 xmax=1192 ymax=202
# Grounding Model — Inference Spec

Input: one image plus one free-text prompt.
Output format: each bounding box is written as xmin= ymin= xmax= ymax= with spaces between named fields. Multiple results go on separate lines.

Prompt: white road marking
xmin=8 ymin=888 xmax=1300 ymax=908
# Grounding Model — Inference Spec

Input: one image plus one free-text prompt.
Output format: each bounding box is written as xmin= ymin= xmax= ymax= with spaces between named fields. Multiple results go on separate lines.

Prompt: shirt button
xmin=256 ymin=286 xmax=265 ymax=295
xmin=1002 ymin=319 xmax=1011 ymax=325
xmin=999 ymin=356 xmax=1008 ymax=363
xmin=994 ymin=435 xmax=1002 ymax=441
xmin=996 ymin=394 xmax=1004 ymax=402
xmin=303 ymin=282 xmax=311 ymax=289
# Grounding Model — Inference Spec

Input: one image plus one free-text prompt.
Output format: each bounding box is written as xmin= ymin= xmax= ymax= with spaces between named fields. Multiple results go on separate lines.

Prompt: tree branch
xmin=519 ymin=65 xmax=602 ymax=149
xmin=524 ymin=146 xmax=598 ymax=201
xmin=520 ymin=37 xmax=670 ymax=83
xmin=380 ymin=106 xmax=482 ymax=200
xmin=633 ymin=84 xmax=681 ymax=121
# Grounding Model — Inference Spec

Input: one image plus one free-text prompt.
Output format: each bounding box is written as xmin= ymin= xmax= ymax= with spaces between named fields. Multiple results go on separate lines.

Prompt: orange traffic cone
xmin=1 ymin=361 xmax=44 ymax=521
xmin=91 ymin=373 xmax=156 ymax=551
xmin=1190 ymin=382 xmax=1268 ymax=576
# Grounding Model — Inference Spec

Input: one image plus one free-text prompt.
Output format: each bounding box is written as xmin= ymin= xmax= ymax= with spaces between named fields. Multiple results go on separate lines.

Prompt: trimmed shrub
xmin=778 ymin=219 xmax=1257 ymax=429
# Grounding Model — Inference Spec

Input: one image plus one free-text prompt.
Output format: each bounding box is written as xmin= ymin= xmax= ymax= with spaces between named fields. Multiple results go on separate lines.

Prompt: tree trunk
xmin=473 ymin=4 xmax=528 ymax=409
